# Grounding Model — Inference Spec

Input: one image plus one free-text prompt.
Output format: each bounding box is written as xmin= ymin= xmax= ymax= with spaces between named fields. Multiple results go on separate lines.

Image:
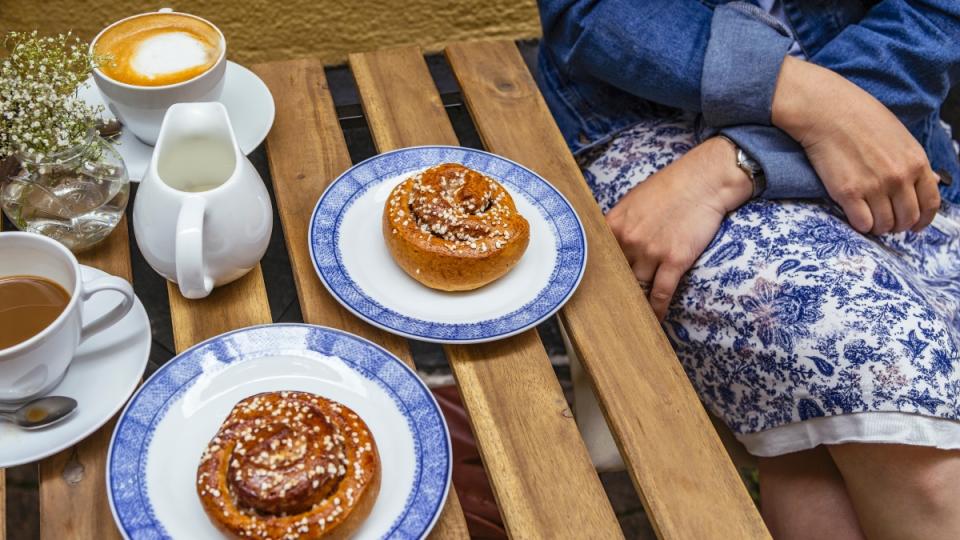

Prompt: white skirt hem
xmin=738 ymin=412 xmax=960 ymax=457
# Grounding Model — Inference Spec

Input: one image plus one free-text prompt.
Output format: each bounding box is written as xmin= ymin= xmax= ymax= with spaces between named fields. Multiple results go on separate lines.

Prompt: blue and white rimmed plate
xmin=107 ymin=324 xmax=451 ymax=539
xmin=309 ymin=146 xmax=587 ymax=344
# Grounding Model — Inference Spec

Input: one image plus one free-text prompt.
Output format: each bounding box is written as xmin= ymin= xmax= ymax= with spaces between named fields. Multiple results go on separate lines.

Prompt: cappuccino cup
xmin=90 ymin=9 xmax=227 ymax=145
xmin=0 ymin=233 xmax=135 ymax=402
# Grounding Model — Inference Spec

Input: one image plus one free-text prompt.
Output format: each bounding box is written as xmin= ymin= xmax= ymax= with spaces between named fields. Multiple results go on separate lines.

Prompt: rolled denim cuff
xmin=702 ymin=2 xmax=794 ymax=127
xmin=718 ymin=125 xmax=827 ymax=199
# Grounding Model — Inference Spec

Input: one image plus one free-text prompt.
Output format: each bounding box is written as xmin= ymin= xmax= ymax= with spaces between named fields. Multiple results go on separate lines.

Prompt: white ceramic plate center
xmin=339 ymin=170 xmax=558 ymax=324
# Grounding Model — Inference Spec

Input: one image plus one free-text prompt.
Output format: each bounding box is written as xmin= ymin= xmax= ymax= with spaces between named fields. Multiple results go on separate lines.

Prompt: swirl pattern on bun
xmin=196 ymin=391 xmax=379 ymax=540
xmin=383 ymin=163 xmax=530 ymax=291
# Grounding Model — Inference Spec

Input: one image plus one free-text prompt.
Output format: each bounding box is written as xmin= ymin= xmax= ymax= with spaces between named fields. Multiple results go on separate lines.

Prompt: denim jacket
xmin=536 ymin=0 xmax=960 ymax=203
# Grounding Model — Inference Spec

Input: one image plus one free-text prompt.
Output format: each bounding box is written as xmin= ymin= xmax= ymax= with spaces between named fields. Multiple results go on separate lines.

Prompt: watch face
xmin=735 ymin=149 xmax=765 ymax=197
xmin=738 ymin=150 xmax=761 ymax=176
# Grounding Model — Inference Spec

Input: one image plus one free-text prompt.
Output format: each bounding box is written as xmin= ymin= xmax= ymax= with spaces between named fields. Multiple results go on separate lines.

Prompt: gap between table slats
xmin=445 ymin=40 xmax=770 ymax=540
xmin=348 ymin=46 xmax=623 ymax=539
xmin=38 ymin=218 xmax=133 ymax=540
xmin=251 ymin=59 xmax=469 ymax=539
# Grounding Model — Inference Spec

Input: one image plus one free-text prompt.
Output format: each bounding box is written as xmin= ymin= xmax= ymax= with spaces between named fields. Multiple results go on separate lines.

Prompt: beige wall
xmin=1 ymin=0 xmax=542 ymax=65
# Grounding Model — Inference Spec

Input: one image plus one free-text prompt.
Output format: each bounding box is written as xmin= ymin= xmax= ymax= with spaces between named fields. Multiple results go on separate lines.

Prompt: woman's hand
xmin=772 ymin=56 xmax=941 ymax=235
xmin=606 ymin=137 xmax=752 ymax=320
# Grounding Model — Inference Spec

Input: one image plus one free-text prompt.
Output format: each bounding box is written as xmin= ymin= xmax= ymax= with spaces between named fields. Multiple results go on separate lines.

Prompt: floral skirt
xmin=582 ymin=114 xmax=960 ymax=457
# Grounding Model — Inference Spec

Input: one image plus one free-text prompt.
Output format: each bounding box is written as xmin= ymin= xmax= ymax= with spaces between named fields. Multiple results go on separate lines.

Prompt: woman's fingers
xmin=890 ymin=181 xmax=921 ymax=233
xmin=649 ymin=262 xmax=685 ymax=320
xmin=628 ymin=251 xmax=678 ymax=320
xmin=840 ymin=198 xmax=874 ymax=234
xmin=631 ymin=258 xmax=657 ymax=289
xmin=866 ymin=194 xmax=896 ymax=235
xmin=913 ymin=172 xmax=942 ymax=232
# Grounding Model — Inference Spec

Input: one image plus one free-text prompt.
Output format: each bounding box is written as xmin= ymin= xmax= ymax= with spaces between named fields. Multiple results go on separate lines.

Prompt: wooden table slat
xmin=38 ymin=218 xmax=133 ymax=540
xmin=349 ymin=46 xmax=623 ymax=539
xmin=252 ymin=58 xmax=469 ymax=539
xmin=445 ymin=40 xmax=770 ymax=540
xmin=167 ymin=266 xmax=271 ymax=352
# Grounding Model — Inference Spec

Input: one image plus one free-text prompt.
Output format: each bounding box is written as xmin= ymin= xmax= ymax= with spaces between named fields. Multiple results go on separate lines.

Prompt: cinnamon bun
xmin=196 ymin=391 xmax=380 ymax=540
xmin=383 ymin=163 xmax=530 ymax=291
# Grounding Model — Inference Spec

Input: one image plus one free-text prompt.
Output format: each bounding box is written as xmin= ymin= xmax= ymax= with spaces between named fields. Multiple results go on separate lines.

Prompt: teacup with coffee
xmin=0 ymin=232 xmax=135 ymax=402
xmin=91 ymin=9 xmax=227 ymax=145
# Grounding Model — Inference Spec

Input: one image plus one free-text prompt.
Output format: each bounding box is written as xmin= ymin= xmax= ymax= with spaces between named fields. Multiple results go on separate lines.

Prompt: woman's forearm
xmin=770 ymin=57 xmax=833 ymax=144
xmin=767 ymin=56 xmax=941 ymax=234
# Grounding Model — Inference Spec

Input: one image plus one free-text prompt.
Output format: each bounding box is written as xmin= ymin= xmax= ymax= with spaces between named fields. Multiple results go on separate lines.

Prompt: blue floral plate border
xmin=308 ymin=146 xmax=588 ymax=343
xmin=106 ymin=323 xmax=451 ymax=539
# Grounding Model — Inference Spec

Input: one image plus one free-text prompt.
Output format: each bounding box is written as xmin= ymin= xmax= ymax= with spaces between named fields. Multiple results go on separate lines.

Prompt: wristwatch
xmin=716 ymin=135 xmax=766 ymax=198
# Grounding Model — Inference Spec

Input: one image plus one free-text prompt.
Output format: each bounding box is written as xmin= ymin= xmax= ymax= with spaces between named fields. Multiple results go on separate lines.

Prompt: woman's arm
xmin=711 ymin=1 xmax=960 ymax=235
xmin=544 ymin=0 xmax=958 ymax=226
xmin=568 ymin=0 xmax=959 ymax=313
xmin=705 ymin=0 xmax=960 ymax=129
xmin=766 ymin=57 xmax=942 ymax=234
xmin=749 ymin=0 xmax=960 ymax=233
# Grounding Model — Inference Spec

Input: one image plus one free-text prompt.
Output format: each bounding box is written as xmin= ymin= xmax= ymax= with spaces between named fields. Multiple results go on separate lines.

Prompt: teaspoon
xmin=0 ymin=396 xmax=78 ymax=429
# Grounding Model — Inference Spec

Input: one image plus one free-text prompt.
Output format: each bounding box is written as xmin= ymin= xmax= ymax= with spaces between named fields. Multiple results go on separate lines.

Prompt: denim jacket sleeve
xmin=539 ymin=1 xmax=790 ymax=117
xmin=539 ymin=1 xmax=813 ymax=195
xmin=720 ymin=0 xmax=960 ymax=199
xmin=813 ymin=1 xmax=960 ymax=125
xmin=700 ymin=3 xmax=794 ymax=127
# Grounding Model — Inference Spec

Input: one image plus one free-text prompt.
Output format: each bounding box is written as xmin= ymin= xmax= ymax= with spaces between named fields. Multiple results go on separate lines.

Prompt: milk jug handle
xmin=175 ymin=197 xmax=214 ymax=299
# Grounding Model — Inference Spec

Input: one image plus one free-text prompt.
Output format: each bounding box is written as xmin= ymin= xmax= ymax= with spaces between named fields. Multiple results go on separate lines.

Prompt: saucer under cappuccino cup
xmin=91 ymin=10 xmax=227 ymax=145
xmin=0 ymin=233 xmax=135 ymax=402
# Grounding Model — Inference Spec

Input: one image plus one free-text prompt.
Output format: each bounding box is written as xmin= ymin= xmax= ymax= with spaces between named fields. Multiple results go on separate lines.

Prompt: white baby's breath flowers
xmin=0 ymin=31 xmax=105 ymax=163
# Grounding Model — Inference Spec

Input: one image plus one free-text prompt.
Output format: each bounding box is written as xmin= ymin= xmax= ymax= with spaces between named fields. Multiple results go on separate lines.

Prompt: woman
xmin=537 ymin=1 xmax=960 ymax=538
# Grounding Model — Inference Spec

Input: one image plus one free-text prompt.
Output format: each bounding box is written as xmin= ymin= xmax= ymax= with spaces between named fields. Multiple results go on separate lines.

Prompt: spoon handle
xmin=0 ymin=412 xmax=15 ymax=422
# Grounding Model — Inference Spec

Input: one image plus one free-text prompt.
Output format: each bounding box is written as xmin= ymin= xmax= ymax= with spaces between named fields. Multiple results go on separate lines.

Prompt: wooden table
xmin=0 ymin=41 xmax=769 ymax=540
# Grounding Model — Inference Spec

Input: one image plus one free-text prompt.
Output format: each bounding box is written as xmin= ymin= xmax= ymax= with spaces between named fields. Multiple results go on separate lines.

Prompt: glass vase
xmin=1 ymin=134 xmax=129 ymax=252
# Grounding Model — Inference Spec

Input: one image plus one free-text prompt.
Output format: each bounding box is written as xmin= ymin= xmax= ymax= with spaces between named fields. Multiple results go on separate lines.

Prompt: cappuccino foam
xmin=94 ymin=13 xmax=223 ymax=87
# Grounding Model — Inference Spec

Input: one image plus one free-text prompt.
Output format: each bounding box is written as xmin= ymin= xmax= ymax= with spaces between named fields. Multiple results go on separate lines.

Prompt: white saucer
xmin=0 ymin=265 xmax=151 ymax=468
xmin=78 ymin=61 xmax=276 ymax=182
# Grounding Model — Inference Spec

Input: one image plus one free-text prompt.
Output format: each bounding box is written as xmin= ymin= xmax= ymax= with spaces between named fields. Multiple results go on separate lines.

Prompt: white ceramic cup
xmin=0 ymin=232 xmax=135 ymax=402
xmin=90 ymin=9 xmax=227 ymax=146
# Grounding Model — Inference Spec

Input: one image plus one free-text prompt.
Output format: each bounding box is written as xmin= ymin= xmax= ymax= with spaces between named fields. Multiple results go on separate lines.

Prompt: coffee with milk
xmin=94 ymin=13 xmax=223 ymax=87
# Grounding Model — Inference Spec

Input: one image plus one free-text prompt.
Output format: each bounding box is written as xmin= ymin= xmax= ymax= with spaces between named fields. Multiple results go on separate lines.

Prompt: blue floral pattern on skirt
xmin=582 ymin=114 xmax=960 ymax=445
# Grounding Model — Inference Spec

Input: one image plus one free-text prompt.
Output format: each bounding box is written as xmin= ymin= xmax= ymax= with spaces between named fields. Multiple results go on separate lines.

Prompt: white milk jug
xmin=133 ymin=102 xmax=272 ymax=299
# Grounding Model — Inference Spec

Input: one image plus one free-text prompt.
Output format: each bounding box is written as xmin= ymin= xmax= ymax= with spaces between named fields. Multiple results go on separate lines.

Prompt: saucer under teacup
xmin=0 ymin=265 xmax=150 ymax=468
xmin=78 ymin=61 xmax=275 ymax=181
